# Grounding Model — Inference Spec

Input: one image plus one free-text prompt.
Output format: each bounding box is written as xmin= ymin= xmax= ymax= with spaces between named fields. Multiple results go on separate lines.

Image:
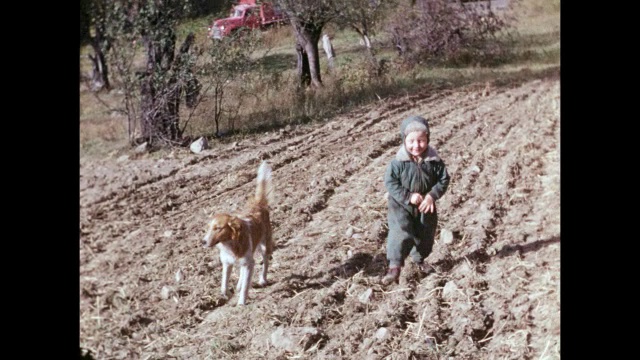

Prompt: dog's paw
xmin=256 ymin=279 xmax=268 ymax=287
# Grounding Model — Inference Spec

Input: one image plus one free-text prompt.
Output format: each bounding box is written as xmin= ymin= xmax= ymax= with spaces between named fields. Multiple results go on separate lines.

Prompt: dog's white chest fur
xmin=216 ymin=240 xmax=254 ymax=266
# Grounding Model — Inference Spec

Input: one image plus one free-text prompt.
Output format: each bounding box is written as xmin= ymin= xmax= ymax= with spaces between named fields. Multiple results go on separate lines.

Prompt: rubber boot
xmin=381 ymin=266 xmax=401 ymax=285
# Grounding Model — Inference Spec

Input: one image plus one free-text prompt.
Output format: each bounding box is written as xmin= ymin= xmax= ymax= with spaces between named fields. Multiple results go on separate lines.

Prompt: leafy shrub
xmin=386 ymin=0 xmax=517 ymax=67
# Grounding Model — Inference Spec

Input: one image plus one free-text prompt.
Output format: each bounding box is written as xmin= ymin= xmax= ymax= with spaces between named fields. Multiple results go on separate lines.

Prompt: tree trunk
xmin=140 ymin=28 xmax=177 ymax=144
xmin=295 ymin=43 xmax=311 ymax=88
xmin=139 ymin=77 xmax=156 ymax=143
xmin=351 ymin=25 xmax=377 ymax=62
xmin=214 ymin=85 xmax=222 ymax=136
xmin=88 ymin=44 xmax=110 ymax=92
xmin=362 ymin=34 xmax=372 ymax=50
xmin=80 ymin=0 xmax=91 ymax=46
xmin=88 ymin=20 xmax=111 ymax=92
xmin=321 ymin=34 xmax=335 ymax=69
xmin=172 ymin=32 xmax=199 ymax=139
xmin=139 ymin=30 xmax=199 ymax=145
xmin=292 ymin=20 xmax=323 ymax=88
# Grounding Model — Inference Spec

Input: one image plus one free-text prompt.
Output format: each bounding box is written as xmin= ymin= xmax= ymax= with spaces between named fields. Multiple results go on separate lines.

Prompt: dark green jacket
xmin=384 ymin=144 xmax=450 ymax=242
xmin=385 ymin=145 xmax=450 ymax=211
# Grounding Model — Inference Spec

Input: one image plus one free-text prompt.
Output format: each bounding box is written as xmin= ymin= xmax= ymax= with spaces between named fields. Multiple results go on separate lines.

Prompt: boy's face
xmin=404 ymin=131 xmax=429 ymax=157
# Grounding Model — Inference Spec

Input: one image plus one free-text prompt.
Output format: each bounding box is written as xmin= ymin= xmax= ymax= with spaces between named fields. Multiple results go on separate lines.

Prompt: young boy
xmin=382 ymin=115 xmax=450 ymax=285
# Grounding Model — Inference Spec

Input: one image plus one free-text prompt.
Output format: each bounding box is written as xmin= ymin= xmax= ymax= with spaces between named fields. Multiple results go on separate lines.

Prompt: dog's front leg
xmin=235 ymin=266 xmax=243 ymax=296
xmin=237 ymin=263 xmax=254 ymax=305
xmin=221 ymin=262 xmax=233 ymax=299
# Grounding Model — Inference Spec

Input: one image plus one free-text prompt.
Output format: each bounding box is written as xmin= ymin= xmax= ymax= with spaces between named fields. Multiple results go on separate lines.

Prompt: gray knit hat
xmin=399 ymin=115 xmax=430 ymax=140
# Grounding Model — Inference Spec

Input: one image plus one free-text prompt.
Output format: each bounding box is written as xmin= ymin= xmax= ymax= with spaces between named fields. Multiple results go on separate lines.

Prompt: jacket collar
xmin=395 ymin=144 xmax=440 ymax=162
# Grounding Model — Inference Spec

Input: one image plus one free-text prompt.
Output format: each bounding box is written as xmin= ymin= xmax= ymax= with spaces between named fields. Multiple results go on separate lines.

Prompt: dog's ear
xmin=227 ymin=218 xmax=242 ymax=241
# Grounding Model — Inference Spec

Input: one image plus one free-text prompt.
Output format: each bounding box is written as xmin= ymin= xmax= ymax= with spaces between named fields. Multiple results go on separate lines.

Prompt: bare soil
xmin=80 ymin=70 xmax=560 ymax=359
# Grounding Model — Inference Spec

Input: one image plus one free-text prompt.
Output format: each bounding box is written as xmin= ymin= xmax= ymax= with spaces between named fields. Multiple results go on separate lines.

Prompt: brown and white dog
xmin=202 ymin=161 xmax=274 ymax=305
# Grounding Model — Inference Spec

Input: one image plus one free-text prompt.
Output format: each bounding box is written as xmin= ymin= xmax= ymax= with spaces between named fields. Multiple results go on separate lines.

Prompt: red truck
xmin=207 ymin=0 xmax=288 ymax=39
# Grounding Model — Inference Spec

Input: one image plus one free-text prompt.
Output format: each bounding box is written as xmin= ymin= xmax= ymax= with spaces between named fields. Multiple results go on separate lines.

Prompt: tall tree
xmin=137 ymin=0 xmax=197 ymax=144
xmin=387 ymin=0 xmax=514 ymax=66
xmin=81 ymin=0 xmax=112 ymax=91
xmin=105 ymin=0 xmax=199 ymax=145
xmin=200 ymin=31 xmax=260 ymax=136
xmin=332 ymin=0 xmax=395 ymax=72
xmin=80 ymin=0 xmax=91 ymax=46
xmin=276 ymin=0 xmax=336 ymax=88
xmin=334 ymin=0 xmax=392 ymax=55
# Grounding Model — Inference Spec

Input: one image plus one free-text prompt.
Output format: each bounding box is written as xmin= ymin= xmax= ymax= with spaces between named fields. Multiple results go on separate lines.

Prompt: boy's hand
xmin=410 ymin=193 xmax=424 ymax=205
xmin=419 ymin=194 xmax=435 ymax=213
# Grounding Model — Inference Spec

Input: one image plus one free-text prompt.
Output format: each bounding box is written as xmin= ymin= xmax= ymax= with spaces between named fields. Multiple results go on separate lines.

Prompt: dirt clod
xmin=81 ymin=75 xmax=560 ymax=359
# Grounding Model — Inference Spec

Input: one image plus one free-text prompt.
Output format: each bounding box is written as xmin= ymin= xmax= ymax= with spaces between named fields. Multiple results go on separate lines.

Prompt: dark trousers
xmin=387 ymin=209 xmax=437 ymax=268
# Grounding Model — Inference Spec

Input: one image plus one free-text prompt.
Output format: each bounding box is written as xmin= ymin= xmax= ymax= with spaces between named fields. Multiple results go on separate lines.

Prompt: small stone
xmin=135 ymin=142 xmax=149 ymax=154
xmin=425 ymin=337 xmax=436 ymax=349
xmin=358 ymin=288 xmax=373 ymax=304
xmin=160 ymin=286 xmax=175 ymax=300
xmin=375 ymin=327 xmax=390 ymax=341
xmin=190 ymin=137 xmax=209 ymax=154
xmin=270 ymin=326 xmax=321 ymax=352
xmin=442 ymin=281 xmax=459 ymax=300
xmin=440 ymin=229 xmax=454 ymax=244
xmin=345 ymin=227 xmax=354 ymax=238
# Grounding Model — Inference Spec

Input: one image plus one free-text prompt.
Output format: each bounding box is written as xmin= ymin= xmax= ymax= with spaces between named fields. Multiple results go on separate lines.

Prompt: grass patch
xmin=79 ymin=0 xmax=560 ymax=160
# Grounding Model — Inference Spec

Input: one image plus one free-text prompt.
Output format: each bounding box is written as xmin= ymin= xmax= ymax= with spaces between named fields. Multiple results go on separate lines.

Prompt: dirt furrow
xmin=80 ymin=73 xmax=560 ymax=360
xmin=414 ymin=78 xmax=560 ymax=358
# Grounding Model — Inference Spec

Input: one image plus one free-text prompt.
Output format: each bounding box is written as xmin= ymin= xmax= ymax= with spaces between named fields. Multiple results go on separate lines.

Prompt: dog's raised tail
xmin=255 ymin=161 xmax=273 ymax=206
